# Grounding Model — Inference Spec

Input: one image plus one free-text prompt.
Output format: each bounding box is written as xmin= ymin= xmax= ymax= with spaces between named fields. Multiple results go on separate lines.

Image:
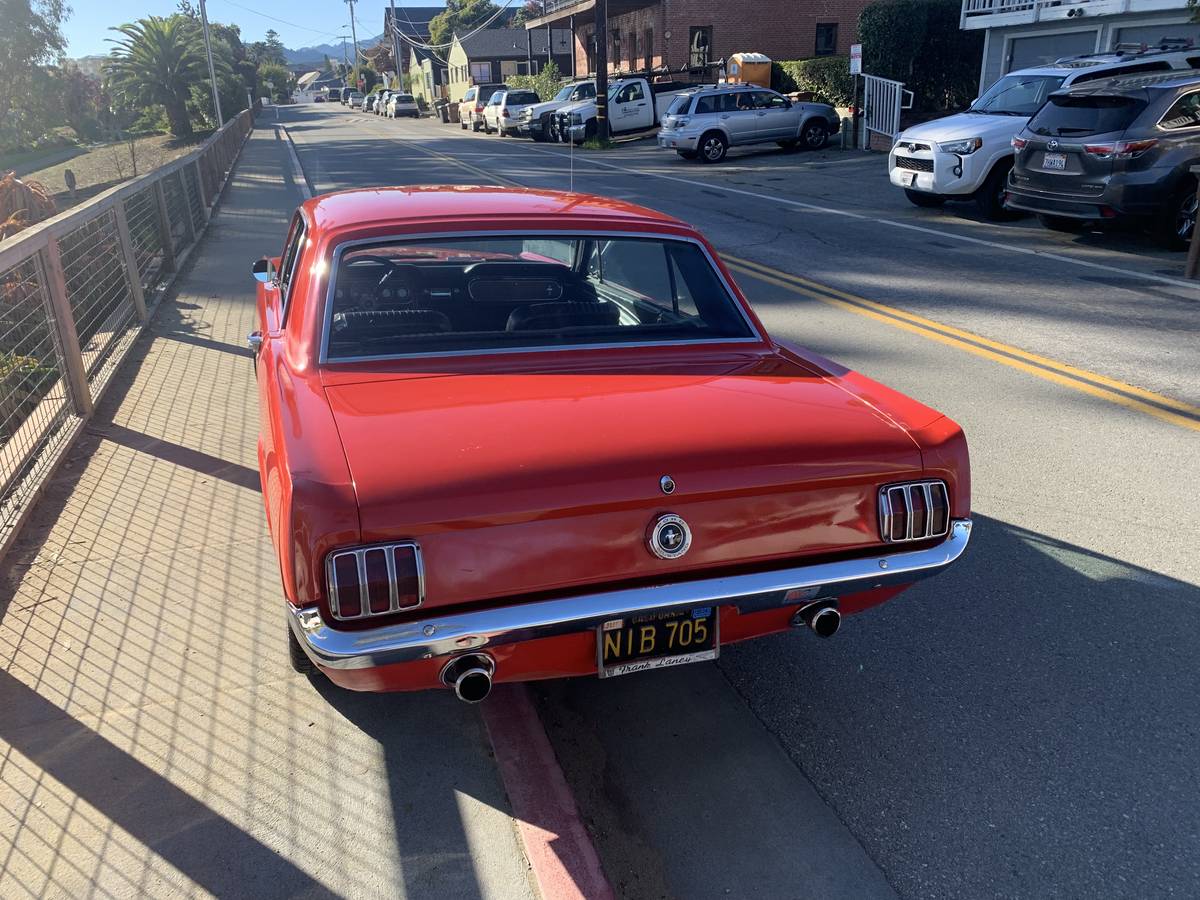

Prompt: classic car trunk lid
xmin=324 ymin=369 xmax=924 ymax=609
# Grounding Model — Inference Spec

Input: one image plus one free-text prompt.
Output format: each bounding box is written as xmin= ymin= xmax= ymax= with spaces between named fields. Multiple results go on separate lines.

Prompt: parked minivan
xmin=458 ymin=84 xmax=505 ymax=132
xmin=1007 ymin=70 xmax=1200 ymax=248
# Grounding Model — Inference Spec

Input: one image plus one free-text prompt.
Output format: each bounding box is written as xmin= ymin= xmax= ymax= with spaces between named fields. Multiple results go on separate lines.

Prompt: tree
xmin=429 ymin=0 xmax=501 ymax=49
xmin=505 ymin=59 xmax=562 ymax=102
xmin=61 ymin=64 xmax=104 ymax=140
xmin=0 ymin=0 xmax=68 ymax=152
xmin=257 ymin=62 xmax=292 ymax=102
xmin=107 ymin=15 xmax=227 ymax=137
xmin=263 ymin=29 xmax=287 ymax=65
xmin=512 ymin=1 xmax=544 ymax=26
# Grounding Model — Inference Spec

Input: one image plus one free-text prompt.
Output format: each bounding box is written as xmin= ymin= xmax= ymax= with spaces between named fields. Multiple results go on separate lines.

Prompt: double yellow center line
xmin=722 ymin=254 xmax=1200 ymax=434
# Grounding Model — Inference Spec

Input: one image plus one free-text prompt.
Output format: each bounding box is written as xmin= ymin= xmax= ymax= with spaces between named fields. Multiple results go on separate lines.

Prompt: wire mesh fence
xmin=0 ymin=105 xmax=257 ymax=554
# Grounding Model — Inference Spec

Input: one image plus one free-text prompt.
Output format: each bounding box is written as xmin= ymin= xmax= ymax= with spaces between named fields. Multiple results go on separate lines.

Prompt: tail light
xmin=879 ymin=481 xmax=950 ymax=543
xmin=1083 ymin=139 xmax=1158 ymax=159
xmin=327 ymin=542 xmax=423 ymax=620
xmin=1011 ymin=136 xmax=1028 ymax=150
xmin=476 ymin=104 xmax=483 ymax=113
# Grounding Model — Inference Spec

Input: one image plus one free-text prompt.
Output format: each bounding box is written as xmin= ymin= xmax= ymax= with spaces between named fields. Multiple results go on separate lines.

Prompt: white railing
xmin=962 ymin=0 xmax=1183 ymax=27
xmin=863 ymin=74 xmax=910 ymax=142
xmin=0 ymin=106 xmax=258 ymax=561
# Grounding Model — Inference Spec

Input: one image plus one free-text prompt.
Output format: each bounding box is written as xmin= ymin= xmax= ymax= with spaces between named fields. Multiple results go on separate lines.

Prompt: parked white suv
xmin=889 ymin=47 xmax=1200 ymax=218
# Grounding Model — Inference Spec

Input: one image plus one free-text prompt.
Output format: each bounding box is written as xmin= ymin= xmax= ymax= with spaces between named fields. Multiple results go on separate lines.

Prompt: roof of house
xmin=456 ymin=27 xmax=568 ymax=59
xmin=383 ymin=7 xmax=445 ymax=38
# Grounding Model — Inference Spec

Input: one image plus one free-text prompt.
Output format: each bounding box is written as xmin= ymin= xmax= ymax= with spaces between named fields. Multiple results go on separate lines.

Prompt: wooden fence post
xmin=41 ymin=238 xmax=94 ymax=418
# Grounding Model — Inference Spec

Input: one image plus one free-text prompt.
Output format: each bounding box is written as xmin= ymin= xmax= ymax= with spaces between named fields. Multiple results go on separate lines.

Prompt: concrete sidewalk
xmin=0 ymin=126 xmax=533 ymax=899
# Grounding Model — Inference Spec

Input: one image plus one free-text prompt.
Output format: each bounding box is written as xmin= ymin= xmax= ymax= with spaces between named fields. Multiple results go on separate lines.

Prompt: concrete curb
xmin=482 ymin=684 xmax=616 ymax=900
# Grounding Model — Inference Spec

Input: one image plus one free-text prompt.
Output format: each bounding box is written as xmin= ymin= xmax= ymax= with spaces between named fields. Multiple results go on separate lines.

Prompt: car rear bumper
xmin=289 ymin=519 xmax=971 ymax=679
xmin=658 ymin=131 xmax=700 ymax=151
xmin=1007 ymin=173 xmax=1173 ymax=219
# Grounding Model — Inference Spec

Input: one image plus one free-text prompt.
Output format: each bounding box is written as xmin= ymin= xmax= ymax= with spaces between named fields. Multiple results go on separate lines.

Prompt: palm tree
xmin=106 ymin=16 xmax=222 ymax=137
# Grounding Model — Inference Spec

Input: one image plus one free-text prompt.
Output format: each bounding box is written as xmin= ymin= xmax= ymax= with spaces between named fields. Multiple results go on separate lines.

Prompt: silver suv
xmin=658 ymin=85 xmax=840 ymax=163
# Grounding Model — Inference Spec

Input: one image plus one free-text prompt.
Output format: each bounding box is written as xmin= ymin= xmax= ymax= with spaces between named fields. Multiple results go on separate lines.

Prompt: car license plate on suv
xmin=598 ymin=607 xmax=718 ymax=678
xmin=1042 ymin=153 xmax=1067 ymax=170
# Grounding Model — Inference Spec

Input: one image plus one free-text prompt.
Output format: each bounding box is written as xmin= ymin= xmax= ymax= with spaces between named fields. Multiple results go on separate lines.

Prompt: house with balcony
xmin=522 ymin=0 xmax=867 ymax=78
xmin=962 ymin=0 xmax=1198 ymax=91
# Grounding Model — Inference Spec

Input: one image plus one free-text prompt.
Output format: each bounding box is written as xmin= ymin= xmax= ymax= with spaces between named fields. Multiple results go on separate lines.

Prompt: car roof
xmin=1057 ymin=68 xmax=1200 ymax=96
xmin=303 ymin=186 xmax=687 ymax=233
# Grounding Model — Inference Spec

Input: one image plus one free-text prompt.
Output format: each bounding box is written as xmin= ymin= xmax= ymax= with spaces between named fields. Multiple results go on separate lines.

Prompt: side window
xmin=756 ymin=92 xmax=788 ymax=109
xmin=597 ymin=240 xmax=672 ymax=305
xmin=619 ymin=82 xmax=644 ymax=103
xmin=1161 ymin=92 xmax=1200 ymax=130
xmin=278 ymin=214 xmax=306 ymax=317
xmin=733 ymin=92 xmax=756 ymax=111
xmin=695 ymin=95 xmax=717 ymax=114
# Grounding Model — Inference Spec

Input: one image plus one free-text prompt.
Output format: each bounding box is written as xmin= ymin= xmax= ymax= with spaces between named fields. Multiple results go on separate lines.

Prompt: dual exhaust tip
xmin=441 ymin=653 xmax=494 ymax=703
xmin=443 ymin=603 xmax=840 ymax=702
xmin=793 ymin=601 xmax=841 ymax=638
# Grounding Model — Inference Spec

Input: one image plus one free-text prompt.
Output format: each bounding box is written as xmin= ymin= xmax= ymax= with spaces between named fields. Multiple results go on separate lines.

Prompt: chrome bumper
xmin=289 ymin=519 xmax=971 ymax=670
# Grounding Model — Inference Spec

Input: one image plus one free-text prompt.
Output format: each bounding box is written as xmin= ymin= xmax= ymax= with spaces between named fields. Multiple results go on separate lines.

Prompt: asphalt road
xmin=279 ymin=103 xmax=1200 ymax=900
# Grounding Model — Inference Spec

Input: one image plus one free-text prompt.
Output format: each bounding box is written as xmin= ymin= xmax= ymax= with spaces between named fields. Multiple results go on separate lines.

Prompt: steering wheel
xmin=344 ymin=255 xmax=414 ymax=308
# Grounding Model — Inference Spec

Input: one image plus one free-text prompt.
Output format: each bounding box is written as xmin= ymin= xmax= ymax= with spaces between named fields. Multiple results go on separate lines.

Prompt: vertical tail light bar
xmin=327 ymin=542 xmax=424 ymax=621
xmin=879 ymin=481 xmax=951 ymax=543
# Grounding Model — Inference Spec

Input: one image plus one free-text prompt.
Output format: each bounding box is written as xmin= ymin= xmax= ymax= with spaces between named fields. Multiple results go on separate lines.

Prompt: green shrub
xmin=858 ymin=0 xmax=983 ymax=111
xmin=772 ymin=57 xmax=855 ymax=107
xmin=505 ymin=60 xmax=564 ymax=102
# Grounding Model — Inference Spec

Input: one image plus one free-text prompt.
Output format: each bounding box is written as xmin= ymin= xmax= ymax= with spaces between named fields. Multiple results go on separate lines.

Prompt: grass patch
xmin=581 ymin=137 xmax=615 ymax=151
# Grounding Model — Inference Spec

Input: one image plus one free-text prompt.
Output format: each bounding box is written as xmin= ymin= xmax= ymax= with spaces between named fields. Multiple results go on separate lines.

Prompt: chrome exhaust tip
xmin=792 ymin=602 xmax=841 ymax=638
xmin=441 ymin=654 xmax=495 ymax=704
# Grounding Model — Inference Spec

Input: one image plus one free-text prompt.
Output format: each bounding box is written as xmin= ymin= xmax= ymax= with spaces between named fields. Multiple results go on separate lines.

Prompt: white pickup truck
xmin=518 ymin=81 xmax=596 ymax=142
xmin=557 ymin=77 xmax=696 ymax=144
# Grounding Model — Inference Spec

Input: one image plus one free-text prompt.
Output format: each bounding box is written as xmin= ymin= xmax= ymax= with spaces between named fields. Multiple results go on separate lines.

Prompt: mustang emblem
xmin=648 ymin=514 xmax=691 ymax=560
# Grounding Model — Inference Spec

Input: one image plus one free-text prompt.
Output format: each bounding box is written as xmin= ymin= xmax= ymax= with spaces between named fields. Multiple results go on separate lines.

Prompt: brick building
xmin=522 ymin=0 xmax=866 ymax=77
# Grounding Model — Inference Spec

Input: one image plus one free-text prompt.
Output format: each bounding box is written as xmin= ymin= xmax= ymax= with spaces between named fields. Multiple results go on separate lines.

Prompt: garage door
xmin=1006 ymin=31 xmax=1097 ymax=72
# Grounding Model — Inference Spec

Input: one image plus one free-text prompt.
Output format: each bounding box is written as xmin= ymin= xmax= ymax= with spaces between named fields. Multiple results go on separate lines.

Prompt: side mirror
xmin=252 ymin=257 xmax=276 ymax=284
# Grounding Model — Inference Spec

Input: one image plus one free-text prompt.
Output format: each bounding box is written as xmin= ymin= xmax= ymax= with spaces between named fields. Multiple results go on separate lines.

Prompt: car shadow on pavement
xmin=715 ymin=514 xmax=1200 ymax=899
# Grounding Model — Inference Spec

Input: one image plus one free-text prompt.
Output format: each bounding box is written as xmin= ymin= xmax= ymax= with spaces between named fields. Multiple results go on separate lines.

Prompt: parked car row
xmin=887 ymin=46 xmax=1200 ymax=246
xmin=448 ymin=77 xmax=840 ymax=164
xmin=363 ymin=89 xmax=421 ymax=118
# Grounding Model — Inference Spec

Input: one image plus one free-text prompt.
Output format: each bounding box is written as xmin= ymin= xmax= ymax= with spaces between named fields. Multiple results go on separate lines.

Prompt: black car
xmin=1007 ymin=70 xmax=1200 ymax=248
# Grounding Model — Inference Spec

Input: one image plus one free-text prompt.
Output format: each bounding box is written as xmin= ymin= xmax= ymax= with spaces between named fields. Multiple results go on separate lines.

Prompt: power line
xmin=210 ymin=0 xmax=347 ymax=40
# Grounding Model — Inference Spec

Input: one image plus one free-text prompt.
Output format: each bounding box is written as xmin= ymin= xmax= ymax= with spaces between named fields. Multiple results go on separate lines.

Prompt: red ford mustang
xmin=252 ymin=186 xmax=971 ymax=702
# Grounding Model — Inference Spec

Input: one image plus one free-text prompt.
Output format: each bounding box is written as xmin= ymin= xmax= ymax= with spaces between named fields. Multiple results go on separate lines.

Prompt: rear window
xmin=323 ymin=235 xmax=755 ymax=360
xmin=395 ymin=94 xmax=414 ymax=102
xmin=1028 ymin=94 xmax=1147 ymax=136
xmin=506 ymin=91 xmax=539 ymax=104
xmin=666 ymin=94 xmax=693 ymax=115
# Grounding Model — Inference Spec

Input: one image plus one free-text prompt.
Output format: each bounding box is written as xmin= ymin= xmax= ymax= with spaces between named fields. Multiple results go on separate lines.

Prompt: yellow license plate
xmin=597 ymin=607 xmax=719 ymax=678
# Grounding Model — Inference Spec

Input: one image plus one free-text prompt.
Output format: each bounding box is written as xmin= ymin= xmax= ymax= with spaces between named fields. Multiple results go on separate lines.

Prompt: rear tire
xmin=904 ymin=189 xmax=945 ymax=209
xmin=699 ymin=131 xmax=727 ymax=163
xmin=1155 ymin=185 xmax=1197 ymax=250
xmin=975 ymin=159 xmax=1018 ymax=220
xmin=460 ymin=118 xmax=467 ymax=130
xmin=287 ymin=625 xmax=316 ymax=675
xmin=800 ymin=120 xmax=828 ymax=151
xmin=1038 ymin=214 xmax=1085 ymax=233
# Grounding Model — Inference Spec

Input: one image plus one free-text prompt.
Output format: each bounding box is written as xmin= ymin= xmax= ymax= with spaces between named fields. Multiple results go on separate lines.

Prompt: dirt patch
xmin=21 ymin=133 xmax=212 ymax=211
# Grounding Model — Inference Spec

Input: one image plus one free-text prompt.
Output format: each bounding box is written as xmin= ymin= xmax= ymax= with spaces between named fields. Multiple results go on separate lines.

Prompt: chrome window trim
xmin=1156 ymin=89 xmax=1200 ymax=131
xmin=318 ymin=229 xmax=765 ymax=365
xmin=326 ymin=541 xmax=425 ymax=620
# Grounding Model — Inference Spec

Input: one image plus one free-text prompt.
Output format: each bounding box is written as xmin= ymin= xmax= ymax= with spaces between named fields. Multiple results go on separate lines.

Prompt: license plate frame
xmin=1042 ymin=152 xmax=1067 ymax=170
xmin=597 ymin=606 xmax=719 ymax=679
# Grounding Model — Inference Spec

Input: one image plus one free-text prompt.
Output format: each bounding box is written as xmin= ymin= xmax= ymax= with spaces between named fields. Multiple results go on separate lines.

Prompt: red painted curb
xmin=483 ymin=684 xmax=616 ymax=900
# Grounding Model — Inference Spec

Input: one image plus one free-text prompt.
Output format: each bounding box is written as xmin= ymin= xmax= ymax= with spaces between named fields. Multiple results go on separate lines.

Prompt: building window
xmin=688 ymin=26 xmax=712 ymax=68
xmin=470 ymin=61 xmax=492 ymax=83
xmin=644 ymin=28 xmax=653 ymax=70
xmin=815 ymin=23 xmax=838 ymax=56
xmin=628 ymin=32 xmax=637 ymax=69
xmin=586 ymin=30 xmax=595 ymax=73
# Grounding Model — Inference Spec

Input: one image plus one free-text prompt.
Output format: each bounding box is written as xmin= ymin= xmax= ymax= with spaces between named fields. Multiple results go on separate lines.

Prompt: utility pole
xmin=198 ymin=0 xmax=224 ymax=127
xmin=346 ymin=0 xmax=360 ymax=92
xmin=389 ymin=0 xmax=403 ymax=89
xmin=594 ymin=0 xmax=609 ymax=140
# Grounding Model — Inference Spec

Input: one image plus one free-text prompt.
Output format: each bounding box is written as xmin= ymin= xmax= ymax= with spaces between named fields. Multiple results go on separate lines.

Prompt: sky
xmin=61 ymin=0 xmax=448 ymax=58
